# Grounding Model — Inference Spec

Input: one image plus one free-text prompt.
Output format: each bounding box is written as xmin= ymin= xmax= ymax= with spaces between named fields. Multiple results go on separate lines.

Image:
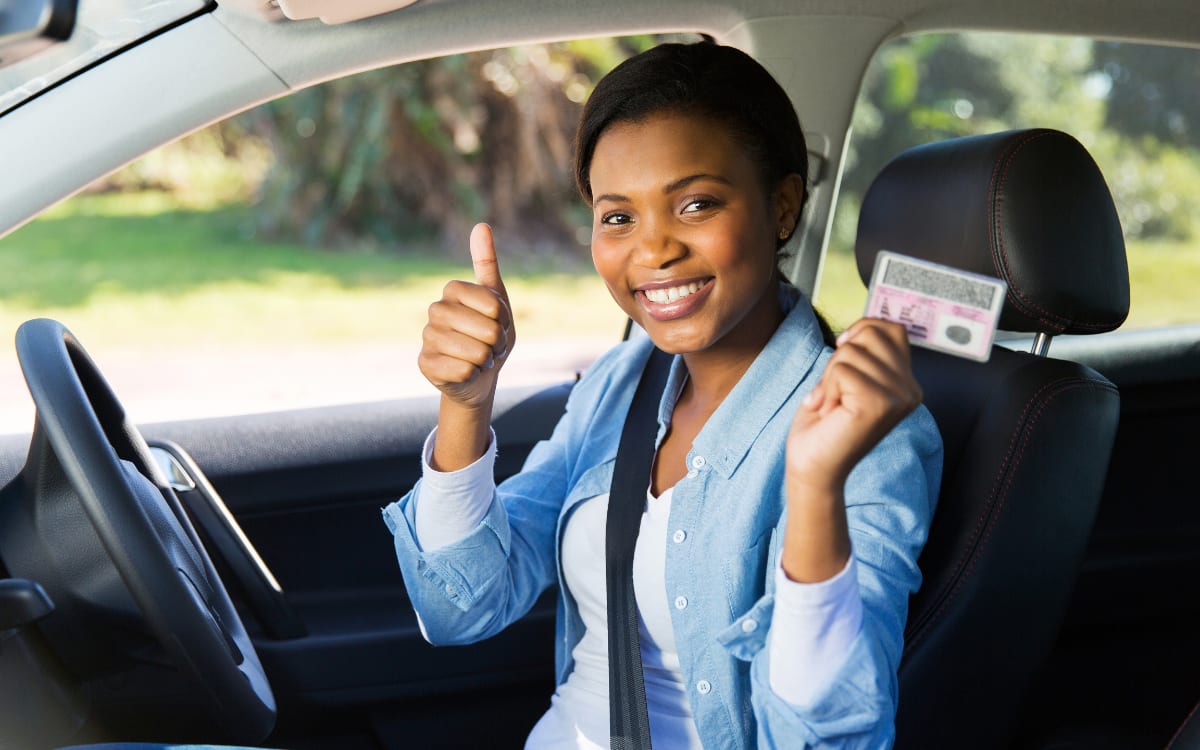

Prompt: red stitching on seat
xmin=1165 ymin=701 xmax=1200 ymax=749
xmin=904 ymin=376 xmax=1118 ymax=652
xmin=988 ymin=130 xmax=1124 ymax=333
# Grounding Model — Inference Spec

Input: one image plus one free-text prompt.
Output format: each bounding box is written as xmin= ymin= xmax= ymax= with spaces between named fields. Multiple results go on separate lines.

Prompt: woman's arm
xmin=418 ymin=223 xmax=515 ymax=472
xmin=751 ymin=405 xmax=942 ymax=749
xmin=750 ymin=318 xmax=940 ymax=747
xmin=781 ymin=319 xmax=923 ymax=583
xmin=384 ymin=304 xmax=644 ymax=646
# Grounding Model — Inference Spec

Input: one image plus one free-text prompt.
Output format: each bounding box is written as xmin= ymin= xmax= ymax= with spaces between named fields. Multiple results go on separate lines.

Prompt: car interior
xmin=0 ymin=1 xmax=1198 ymax=749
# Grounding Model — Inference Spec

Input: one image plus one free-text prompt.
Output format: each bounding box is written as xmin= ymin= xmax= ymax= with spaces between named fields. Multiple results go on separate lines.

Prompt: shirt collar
xmin=655 ymin=283 xmax=829 ymax=479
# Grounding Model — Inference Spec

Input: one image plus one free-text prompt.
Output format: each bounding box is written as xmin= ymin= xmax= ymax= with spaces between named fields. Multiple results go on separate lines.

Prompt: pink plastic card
xmin=864 ymin=251 xmax=1007 ymax=362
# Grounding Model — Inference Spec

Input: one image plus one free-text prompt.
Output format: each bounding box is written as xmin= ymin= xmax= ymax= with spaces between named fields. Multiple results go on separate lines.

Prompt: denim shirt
xmin=383 ymin=289 xmax=943 ymax=749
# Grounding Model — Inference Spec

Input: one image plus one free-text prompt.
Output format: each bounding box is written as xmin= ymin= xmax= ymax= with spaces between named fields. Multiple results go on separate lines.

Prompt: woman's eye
xmin=600 ymin=212 xmax=631 ymax=226
xmin=682 ymin=198 xmax=717 ymax=214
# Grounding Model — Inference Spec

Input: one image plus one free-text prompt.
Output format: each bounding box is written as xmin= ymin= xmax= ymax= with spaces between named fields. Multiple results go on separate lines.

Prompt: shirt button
xmin=741 ymin=618 xmax=758 ymax=633
xmin=696 ymin=680 xmax=712 ymax=695
xmin=674 ymin=595 xmax=688 ymax=610
xmin=445 ymin=585 xmax=457 ymax=596
xmin=686 ymin=469 xmax=698 ymax=479
xmin=691 ymin=455 xmax=706 ymax=469
xmin=672 ymin=529 xmax=687 ymax=543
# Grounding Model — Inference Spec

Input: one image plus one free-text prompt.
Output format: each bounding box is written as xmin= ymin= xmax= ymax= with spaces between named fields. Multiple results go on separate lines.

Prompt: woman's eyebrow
xmin=592 ymin=174 xmax=731 ymax=205
xmin=664 ymin=173 xmax=732 ymax=193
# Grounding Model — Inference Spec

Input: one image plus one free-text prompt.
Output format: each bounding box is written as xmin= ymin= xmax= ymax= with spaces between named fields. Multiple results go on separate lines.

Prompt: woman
xmin=383 ymin=42 xmax=942 ymax=749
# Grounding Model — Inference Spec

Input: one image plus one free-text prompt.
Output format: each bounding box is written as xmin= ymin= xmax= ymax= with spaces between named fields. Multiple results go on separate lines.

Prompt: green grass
xmin=3 ymin=192 xmax=1196 ymax=359
xmin=0 ymin=193 xmax=625 ymax=352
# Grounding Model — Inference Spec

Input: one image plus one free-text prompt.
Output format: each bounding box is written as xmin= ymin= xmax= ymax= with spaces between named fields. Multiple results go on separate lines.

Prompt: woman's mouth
xmin=636 ymin=278 xmax=714 ymax=321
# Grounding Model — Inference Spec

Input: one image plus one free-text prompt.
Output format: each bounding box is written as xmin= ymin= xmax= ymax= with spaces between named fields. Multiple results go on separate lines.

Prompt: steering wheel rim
xmin=3 ymin=318 xmax=275 ymax=743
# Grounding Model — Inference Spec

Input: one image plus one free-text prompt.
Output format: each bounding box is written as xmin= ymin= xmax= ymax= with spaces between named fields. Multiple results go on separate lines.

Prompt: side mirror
xmin=0 ymin=0 xmax=77 ymax=70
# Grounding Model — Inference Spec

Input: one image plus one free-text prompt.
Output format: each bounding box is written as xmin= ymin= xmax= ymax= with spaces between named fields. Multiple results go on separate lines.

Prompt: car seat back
xmin=854 ymin=128 xmax=1130 ymax=749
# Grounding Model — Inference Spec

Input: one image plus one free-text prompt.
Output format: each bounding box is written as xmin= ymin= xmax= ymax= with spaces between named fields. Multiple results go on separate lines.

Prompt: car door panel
xmin=0 ymin=380 xmax=573 ymax=747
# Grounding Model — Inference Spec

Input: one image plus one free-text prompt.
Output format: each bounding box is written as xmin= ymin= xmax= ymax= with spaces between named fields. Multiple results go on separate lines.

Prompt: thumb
xmin=469 ymin=223 xmax=506 ymax=295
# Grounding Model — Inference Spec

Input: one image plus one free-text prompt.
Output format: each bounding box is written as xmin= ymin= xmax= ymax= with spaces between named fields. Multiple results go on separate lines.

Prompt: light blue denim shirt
xmin=383 ymin=287 xmax=943 ymax=749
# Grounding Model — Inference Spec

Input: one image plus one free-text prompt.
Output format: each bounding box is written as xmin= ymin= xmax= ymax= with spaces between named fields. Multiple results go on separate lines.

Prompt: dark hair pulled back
xmin=574 ymin=41 xmax=809 ymax=239
xmin=574 ymin=42 xmax=838 ymax=344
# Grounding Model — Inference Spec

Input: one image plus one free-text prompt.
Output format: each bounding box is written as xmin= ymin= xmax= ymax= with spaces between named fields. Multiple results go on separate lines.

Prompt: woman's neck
xmin=678 ymin=286 xmax=785 ymax=410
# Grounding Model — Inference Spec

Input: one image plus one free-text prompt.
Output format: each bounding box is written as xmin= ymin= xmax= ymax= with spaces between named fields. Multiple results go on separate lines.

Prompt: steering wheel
xmin=0 ymin=319 xmax=275 ymax=743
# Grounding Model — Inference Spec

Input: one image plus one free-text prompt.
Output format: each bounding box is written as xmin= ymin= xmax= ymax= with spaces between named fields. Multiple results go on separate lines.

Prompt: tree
xmin=235 ymin=36 xmax=679 ymax=255
xmin=1094 ymin=41 xmax=1200 ymax=149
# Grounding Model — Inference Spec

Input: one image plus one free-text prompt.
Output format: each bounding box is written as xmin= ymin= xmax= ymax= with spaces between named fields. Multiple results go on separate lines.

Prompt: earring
xmin=778 ymin=226 xmax=790 ymax=240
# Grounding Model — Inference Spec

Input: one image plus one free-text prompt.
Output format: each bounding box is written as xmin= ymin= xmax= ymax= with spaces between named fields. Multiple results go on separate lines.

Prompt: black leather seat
xmin=1168 ymin=706 xmax=1200 ymax=750
xmin=853 ymin=128 xmax=1131 ymax=749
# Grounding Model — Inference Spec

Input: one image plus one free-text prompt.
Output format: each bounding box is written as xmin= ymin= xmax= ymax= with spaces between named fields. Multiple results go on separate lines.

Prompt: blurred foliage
xmin=100 ymin=32 xmax=1199 ymax=255
xmin=834 ymin=32 xmax=1200 ymax=253
xmin=226 ymin=35 xmax=687 ymax=256
xmin=86 ymin=125 xmax=272 ymax=208
xmin=1094 ymin=42 xmax=1200 ymax=149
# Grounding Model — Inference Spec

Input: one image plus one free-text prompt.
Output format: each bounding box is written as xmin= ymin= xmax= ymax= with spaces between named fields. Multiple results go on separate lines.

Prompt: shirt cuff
xmin=768 ymin=555 xmax=864 ymax=708
xmin=413 ymin=426 xmax=498 ymax=552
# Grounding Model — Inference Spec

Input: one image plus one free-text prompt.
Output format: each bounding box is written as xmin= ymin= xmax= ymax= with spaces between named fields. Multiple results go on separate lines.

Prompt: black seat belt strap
xmin=607 ymin=346 xmax=672 ymax=750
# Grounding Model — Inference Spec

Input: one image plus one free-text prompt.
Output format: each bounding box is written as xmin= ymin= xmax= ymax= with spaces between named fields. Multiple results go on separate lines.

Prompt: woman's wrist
xmin=431 ymin=394 xmax=494 ymax=472
xmin=781 ymin=475 xmax=852 ymax=583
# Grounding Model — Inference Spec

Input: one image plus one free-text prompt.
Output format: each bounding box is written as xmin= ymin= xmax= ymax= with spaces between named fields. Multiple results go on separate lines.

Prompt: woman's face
xmin=588 ymin=111 xmax=801 ymax=358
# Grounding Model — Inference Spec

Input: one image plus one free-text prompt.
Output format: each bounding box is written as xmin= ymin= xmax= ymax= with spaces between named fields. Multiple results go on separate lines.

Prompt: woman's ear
xmin=774 ymin=173 xmax=806 ymax=238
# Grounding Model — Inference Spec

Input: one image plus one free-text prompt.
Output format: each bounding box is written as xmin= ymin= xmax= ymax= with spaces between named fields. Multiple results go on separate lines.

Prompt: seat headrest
xmin=855 ymin=129 xmax=1130 ymax=335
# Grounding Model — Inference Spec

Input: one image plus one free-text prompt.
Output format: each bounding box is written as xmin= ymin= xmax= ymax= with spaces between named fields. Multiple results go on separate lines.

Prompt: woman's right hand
xmin=418 ymin=223 xmax=516 ymax=413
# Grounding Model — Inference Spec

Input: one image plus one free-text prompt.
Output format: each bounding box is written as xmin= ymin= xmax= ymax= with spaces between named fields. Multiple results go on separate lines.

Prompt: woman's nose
xmin=634 ymin=218 xmax=686 ymax=268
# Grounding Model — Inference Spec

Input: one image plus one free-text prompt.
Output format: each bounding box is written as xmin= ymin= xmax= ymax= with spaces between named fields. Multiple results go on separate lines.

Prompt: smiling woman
xmin=386 ymin=41 xmax=941 ymax=749
xmin=1 ymin=1 xmax=1199 ymax=748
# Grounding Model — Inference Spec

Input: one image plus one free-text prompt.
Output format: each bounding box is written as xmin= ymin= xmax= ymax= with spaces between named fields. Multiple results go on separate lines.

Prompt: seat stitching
xmin=904 ymin=376 xmax=1118 ymax=652
xmin=989 ymin=130 xmax=1123 ymax=332
xmin=1164 ymin=701 xmax=1200 ymax=749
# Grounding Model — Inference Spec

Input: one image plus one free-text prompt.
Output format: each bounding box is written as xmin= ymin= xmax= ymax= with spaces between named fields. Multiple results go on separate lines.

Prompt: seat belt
xmin=607 ymin=346 xmax=672 ymax=750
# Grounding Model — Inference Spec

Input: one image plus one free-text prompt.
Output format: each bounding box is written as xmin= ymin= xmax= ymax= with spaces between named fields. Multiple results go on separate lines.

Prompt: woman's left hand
xmin=780 ymin=318 xmax=923 ymax=582
xmin=786 ymin=318 xmax=923 ymax=497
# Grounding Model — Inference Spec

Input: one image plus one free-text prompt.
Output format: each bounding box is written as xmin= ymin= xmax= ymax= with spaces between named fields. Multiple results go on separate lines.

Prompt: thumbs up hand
xmin=419 ymin=224 xmax=517 ymax=412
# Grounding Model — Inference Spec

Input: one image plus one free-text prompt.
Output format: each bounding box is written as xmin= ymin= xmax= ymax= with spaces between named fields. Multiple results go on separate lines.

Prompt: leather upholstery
xmin=1167 ymin=704 xmax=1200 ymax=750
xmin=897 ymin=347 xmax=1119 ymax=748
xmin=856 ymin=128 xmax=1130 ymax=335
xmin=853 ymin=129 xmax=1130 ymax=749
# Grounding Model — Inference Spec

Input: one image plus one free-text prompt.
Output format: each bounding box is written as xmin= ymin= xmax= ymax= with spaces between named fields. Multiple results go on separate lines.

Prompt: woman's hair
xmin=574 ymin=41 xmax=838 ymax=344
xmin=574 ymin=41 xmax=809 ymax=248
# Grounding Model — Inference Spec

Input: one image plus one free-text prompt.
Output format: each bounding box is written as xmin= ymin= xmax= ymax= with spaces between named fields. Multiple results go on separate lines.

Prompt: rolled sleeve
xmin=413 ymin=427 xmax=499 ymax=552
xmin=750 ymin=405 xmax=941 ymax=748
xmin=768 ymin=556 xmax=864 ymax=708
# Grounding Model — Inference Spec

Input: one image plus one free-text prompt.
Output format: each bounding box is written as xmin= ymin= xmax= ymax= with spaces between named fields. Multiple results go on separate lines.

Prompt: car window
xmin=0 ymin=0 xmax=208 ymax=114
xmin=0 ymin=34 xmax=698 ymax=435
xmin=818 ymin=32 xmax=1200 ymax=335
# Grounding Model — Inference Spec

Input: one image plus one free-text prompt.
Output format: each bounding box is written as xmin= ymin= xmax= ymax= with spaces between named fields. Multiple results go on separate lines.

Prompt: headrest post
xmin=1031 ymin=332 xmax=1053 ymax=358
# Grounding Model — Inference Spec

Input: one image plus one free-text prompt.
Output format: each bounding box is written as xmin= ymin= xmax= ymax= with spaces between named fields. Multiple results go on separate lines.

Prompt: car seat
xmin=852 ymin=128 xmax=1130 ymax=749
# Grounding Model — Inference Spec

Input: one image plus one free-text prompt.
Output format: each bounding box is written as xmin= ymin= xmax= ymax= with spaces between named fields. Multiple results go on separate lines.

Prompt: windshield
xmin=0 ymin=0 xmax=207 ymax=114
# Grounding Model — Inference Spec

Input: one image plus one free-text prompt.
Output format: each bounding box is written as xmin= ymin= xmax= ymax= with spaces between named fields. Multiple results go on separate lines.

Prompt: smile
xmin=635 ymin=278 xmax=715 ymax=321
xmin=643 ymin=281 xmax=704 ymax=304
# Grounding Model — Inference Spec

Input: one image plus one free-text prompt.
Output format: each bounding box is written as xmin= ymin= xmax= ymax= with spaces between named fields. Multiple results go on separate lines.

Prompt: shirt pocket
xmin=720 ymin=527 xmax=777 ymax=621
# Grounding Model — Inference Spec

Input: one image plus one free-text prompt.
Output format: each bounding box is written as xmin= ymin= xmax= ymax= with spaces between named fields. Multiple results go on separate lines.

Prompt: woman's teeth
xmin=644 ymin=281 xmax=702 ymax=304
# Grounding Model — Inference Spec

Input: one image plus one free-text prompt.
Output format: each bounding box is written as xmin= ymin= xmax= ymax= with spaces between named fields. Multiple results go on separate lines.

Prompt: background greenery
xmin=2 ymin=31 xmax=1197 ymax=408
xmin=66 ymin=31 xmax=1200 ymax=331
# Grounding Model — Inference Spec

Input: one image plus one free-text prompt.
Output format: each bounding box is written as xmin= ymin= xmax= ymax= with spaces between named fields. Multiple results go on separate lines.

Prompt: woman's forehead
xmin=589 ymin=112 xmax=754 ymax=196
